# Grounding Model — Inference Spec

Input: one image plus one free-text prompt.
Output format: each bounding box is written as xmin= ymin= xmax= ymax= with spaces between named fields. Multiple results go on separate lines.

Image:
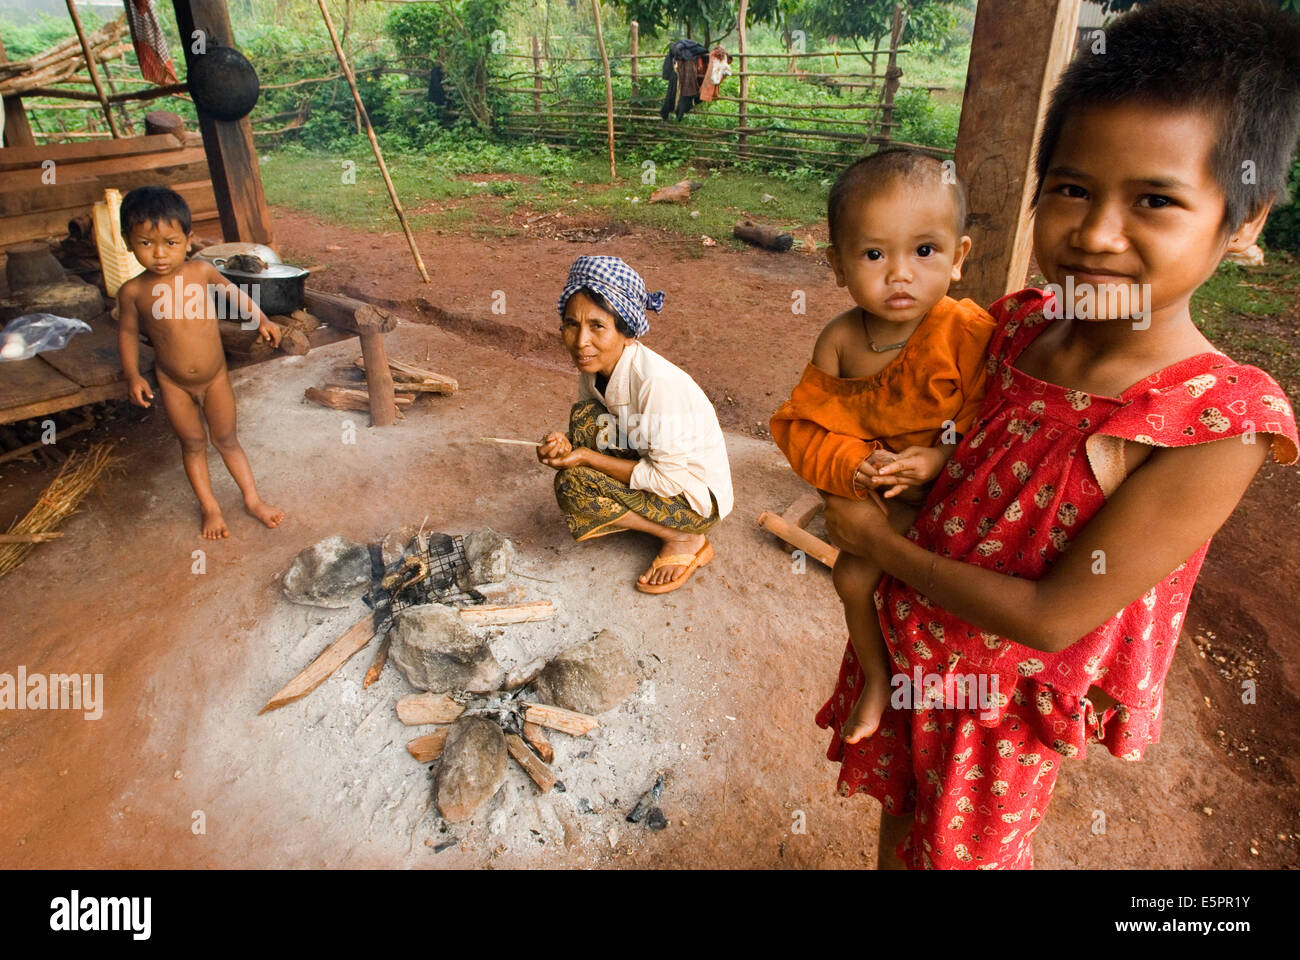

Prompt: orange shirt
xmin=769 ymin=295 xmax=996 ymax=500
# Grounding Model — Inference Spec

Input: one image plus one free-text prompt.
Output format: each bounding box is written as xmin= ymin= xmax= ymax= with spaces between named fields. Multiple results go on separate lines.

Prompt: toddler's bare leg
xmin=878 ymin=810 xmax=913 ymax=870
xmin=201 ymin=370 xmax=285 ymax=529
xmin=833 ymin=552 xmax=893 ymax=742
xmin=155 ymin=370 xmax=227 ymax=539
xmin=833 ymin=499 xmax=920 ymax=742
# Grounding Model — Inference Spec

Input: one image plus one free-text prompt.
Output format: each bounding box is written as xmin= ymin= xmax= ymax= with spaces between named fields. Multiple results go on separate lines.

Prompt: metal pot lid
xmin=214 ymin=261 xmax=307 ymax=280
xmin=196 ymin=242 xmax=279 ymax=263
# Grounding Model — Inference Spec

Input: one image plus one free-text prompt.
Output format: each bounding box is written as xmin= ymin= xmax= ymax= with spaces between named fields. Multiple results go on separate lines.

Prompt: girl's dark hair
xmin=577 ymin=286 xmax=635 ymax=337
xmin=120 ymin=185 xmax=192 ymax=237
xmin=1034 ymin=0 xmax=1300 ymax=229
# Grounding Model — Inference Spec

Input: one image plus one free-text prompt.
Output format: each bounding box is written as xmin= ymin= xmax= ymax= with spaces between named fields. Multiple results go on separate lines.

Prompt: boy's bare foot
xmin=201 ymin=505 xmax=230 ymax=540
xmin=245 ymin=498 xmax=285 ymax=529
xmin=842 ymin=664 xmax=891 ymax=743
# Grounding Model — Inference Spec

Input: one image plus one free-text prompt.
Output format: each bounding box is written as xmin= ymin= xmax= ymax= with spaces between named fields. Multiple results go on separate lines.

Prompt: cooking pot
xmin=211 ymin=259 xmax=307 ymax=316
xmin=195 ymin=242 xmax=279 ymax=264
xmin=187 ymin=43 xmax=259 ymax=121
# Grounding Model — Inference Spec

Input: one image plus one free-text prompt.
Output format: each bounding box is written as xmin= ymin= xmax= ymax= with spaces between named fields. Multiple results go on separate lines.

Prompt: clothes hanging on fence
xmin=659 ymin=39 xmax=708 ymax=121
xmin=123 ymin=0 xmax=177 ymax=85
xmin=426 ymin=63 xmax=445 ymax=105
xmin=698 ymin=46 xmax=731 ymax=102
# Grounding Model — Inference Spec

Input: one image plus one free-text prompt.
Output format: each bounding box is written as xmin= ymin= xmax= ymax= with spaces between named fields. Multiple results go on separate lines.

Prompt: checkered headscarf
xmin=557 ymin=255 xmax=664 ymax=338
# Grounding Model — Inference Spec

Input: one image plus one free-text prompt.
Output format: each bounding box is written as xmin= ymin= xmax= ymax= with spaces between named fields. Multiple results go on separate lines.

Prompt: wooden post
xmin=736 ymin=0 xmax=749 ymax=158
xmin=64 ymin=0 xmax=121 ymax=138
xmin=876 ymin=5 xmax=905 ymax=146
xmin=358 ymin=327 xmax=397 ymax=427
xmin=316 ymin=0 xmax=431 ymax=282
xmin=531 ymin=35 xmax=543 ymax=118
xmin=591 ymin=0 xmax=616 ymax=181
xmin=950 ymin=0 xmax=1081 ymax=307
xmin=172 ymin=0 xmax=275 ymax=245
xmin=0 ymin=34 xmax=37 ymax=148
xmin=630 ymin=21 xmax=639 ymax=99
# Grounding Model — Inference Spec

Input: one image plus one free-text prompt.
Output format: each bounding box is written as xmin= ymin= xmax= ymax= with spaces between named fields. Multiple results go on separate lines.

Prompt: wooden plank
xmin=756 ymin=510 xmax=840 ymax=569
xmin=0 ymin=357 xmax=81 ymax=409
xmin=0 ymin=147 xmax=208 ymax=187
xmin=40 ymin=323 xmax=154 ymax=387
xmin=950 ymin=0 xmax=1081 ymax=306
xmin=396 ymin=692 xmax=465 ymax=726
xmin=0 ymin=378 xmax=127 ymax=426
xmin=0 ymin=176 xmax=100 ymax=218
xmin=406 ymin=728 xmax=451 ymax=763
xmin=259 ymin=616 xmax=374 ymax=713
xmin=0 ymin=134 xmax=184 ymax=172
xmin=523 ymin=703 xmax=599 ymax=736
xmin=303 ymin=289 xmax=398 ymax=334
xmin=521 ymin=721 xmax=553 ymax=763
xmin=173 ymin=0 xmax=275 ymax=245
xmin=1 ymin=192 xmax=217 ymax=248
xmin=458 ymin=600 xmax=555 ymax=627
xmin=506 ymin=732 xmax=556 ymax=793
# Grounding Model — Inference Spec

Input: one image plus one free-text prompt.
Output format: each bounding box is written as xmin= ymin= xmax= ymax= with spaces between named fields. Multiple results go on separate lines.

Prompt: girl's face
xmin=561 ymin=290 xmax=632 ymax=378
xmin=1033 ymin=102 xmax=1268 ymax=326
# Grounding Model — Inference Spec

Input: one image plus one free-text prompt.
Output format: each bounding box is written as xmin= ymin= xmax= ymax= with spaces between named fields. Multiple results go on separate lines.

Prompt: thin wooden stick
xmin=260 ymin=616 xmax=374 ymax=713
xmin=0 ymin=532 xmax=64 ymax=543
xmin=63 ymin=0 xmax=119 ymax=138
xmin=590 ymin=0 xmax=616 ymax=181
xmin=480 ymin=436 xmax=540 ymax=446
xmin=316 ymin=0 xmax=430 ymax=283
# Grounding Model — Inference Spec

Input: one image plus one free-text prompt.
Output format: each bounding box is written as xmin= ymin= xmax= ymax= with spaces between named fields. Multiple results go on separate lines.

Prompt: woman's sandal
xmin=636 ymin=540 xmax=714 ymax=595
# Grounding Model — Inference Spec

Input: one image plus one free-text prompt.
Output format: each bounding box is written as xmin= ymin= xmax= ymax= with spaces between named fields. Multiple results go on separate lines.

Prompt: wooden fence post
xmin=591 ymin=0 xmax=616 ymax=181
xmin=531 ymin=35 xmax=543 ymax=118
xmin=876 ymin=4 xmax=905 ymax=147
xmin=737 ymin=0 xmax=749 ymax=158
xmin=630 ymin=21 xmax=639 ymax=99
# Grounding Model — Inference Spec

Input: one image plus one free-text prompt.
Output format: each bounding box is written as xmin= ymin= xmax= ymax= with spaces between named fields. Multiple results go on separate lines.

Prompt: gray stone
xmin=458 ymin=527 xmax=515 ymax=588
xmin=280 ymin=535 xmax=372 ymax=608
xmin=0 ymin=279 xmax=105 ymax=324
xmin=435 ymin=718 xmax=508 ymax=822
xmin=533 ymin=629 xmax=637 ymax=714
xmin=388 ymin=603 xmax=504 ymax=693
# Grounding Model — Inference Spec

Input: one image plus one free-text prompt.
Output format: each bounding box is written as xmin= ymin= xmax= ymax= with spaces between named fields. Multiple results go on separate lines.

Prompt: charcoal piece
xmin=646 ymin=808 xmax=668 ymax=831
xmin=627 ymin=773 xmax=666 ymax=823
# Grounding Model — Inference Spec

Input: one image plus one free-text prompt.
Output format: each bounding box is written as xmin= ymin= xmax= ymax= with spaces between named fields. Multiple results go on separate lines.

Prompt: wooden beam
xmin=756 ymin=509 xmax=839 ymax=569
xmin=0 ymin=34 xmax=37 ymax=148
xmin=950 ymin=0 xmax=1081 ymax=306
xmin=171 ymin=0 xmax=275 ymax=246
xmin=358 ymin=328 xmax=397 ymax=427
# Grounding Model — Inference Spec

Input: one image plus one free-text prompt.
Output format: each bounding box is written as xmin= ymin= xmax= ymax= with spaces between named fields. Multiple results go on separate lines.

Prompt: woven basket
xmin=93 ymin=189 xmax=145 ymax=298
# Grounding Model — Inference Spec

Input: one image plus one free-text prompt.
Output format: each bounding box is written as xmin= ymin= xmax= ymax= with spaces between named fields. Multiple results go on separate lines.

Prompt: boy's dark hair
xmin=576 ymin=287 xmax=635 ymax=338
xmin=827 ymin=148 xmax=968 ymax=248
xmin=119 ymin=185 xmax=192 ymax=238
xmin=1035 ymin=0 xmax=1300 ymax=230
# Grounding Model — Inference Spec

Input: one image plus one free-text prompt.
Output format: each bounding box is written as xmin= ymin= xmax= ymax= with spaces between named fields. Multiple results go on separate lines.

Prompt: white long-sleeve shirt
xmin=577 ymin=340 xmax=734 ymax=520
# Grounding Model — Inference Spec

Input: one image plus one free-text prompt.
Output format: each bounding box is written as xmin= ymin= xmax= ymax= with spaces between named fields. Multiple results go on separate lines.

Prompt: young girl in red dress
xmin=816 ymin=0 xmax=1300 ymax=869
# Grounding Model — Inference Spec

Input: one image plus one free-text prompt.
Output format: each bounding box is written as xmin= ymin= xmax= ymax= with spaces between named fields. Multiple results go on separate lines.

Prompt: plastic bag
xmin=0 ymin=314 xmax=93 ymax=362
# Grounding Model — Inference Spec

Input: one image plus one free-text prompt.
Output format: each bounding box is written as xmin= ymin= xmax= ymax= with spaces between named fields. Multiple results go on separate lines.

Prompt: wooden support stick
xmin=756 ymin=510 xmax=839 ymax=568
xmin=521 ymin=721 xmax=554 ymax=763
xmin=396 ymin=692 xmax=465 ymax=726
xmin=64 ymin=0 xmax=120 ymax=139
xmin=358 ymin=328 xmax=398 ymax=427
xmin=777 ymin=492 xmax=824 ymax=555
xmin=590 ymin=0 xmax=616 ymax=181
xmin=316 ymin=0 xmax=430 ymax=282
xmin=523 ymin=703 xmax=599 ymax=736
xmin=479 ymin=436 xmax=539 ymax=446
xmin=260 ymin=616 xmax=374 ymax=713
xmin=737 ymin=0 xmax=750 ymax=158
xmin=506 ymin=733 xmax=557 ymax=793
xmin=406 ymin=727 xmax=451 ymax=763
xmin=458 ymin=600 xmax=555 ymax=627
xmin=361 ymin=631 xmax=391 ymax=688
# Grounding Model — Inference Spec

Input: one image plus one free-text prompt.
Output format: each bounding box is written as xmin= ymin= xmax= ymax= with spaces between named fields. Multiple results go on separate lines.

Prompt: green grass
xmin=1192 ymin=256 xmax=1300 ymax=407
xmin=259 ymin=142 xmax=830 ymax=250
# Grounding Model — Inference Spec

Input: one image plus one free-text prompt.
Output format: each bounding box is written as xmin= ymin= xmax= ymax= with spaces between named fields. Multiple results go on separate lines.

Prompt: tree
xmin=606 ymin=0 xmax=790 ymax=47
xmin=792 ymin=0 xmax=962 ymax=52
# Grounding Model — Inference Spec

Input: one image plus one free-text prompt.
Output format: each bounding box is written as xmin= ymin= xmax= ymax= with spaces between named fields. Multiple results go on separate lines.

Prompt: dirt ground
xmin=1 ymin=207 xmax=1297 ymax=869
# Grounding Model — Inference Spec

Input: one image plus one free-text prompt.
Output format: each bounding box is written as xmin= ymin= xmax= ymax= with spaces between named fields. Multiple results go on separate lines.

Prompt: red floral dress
xmin=815 ymin=288 xmax=1299 ymax=869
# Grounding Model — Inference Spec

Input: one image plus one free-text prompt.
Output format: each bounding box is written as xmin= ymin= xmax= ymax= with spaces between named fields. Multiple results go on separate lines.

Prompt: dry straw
xmin=0 ymin=442 xmax=117 ymax=578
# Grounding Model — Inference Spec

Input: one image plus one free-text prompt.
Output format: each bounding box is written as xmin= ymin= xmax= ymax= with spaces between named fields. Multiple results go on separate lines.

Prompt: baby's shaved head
xmin=827 ymin=149 xmax=967 ymax=248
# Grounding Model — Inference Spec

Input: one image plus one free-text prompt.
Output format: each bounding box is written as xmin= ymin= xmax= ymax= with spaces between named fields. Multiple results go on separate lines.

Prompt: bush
xmin=1262 ymin=150 xmax=1300 ymax=253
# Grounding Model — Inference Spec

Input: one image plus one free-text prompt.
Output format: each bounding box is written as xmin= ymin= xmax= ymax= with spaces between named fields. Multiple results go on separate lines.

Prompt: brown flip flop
xmin=636 ymin=540 xmax=714 ymax=594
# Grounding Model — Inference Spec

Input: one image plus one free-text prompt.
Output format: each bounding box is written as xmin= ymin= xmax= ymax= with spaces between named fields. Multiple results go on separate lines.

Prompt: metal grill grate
xmin=365 ymin=533 xmax=483 ymax=629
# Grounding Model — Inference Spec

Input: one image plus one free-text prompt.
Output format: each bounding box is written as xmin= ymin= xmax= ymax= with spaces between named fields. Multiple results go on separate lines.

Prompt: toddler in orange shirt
xmin=770 ymin=149 xmax=995 ymax=742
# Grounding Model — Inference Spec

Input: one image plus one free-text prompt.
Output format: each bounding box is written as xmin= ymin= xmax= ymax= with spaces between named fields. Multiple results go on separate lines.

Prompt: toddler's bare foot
xmin=842 ymin=665 xmax=891 ymax=744
xmin=201 ymin=505 xmax=230 ymax=540
xmin=245 ymin=498 xmax=285 ymax=529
